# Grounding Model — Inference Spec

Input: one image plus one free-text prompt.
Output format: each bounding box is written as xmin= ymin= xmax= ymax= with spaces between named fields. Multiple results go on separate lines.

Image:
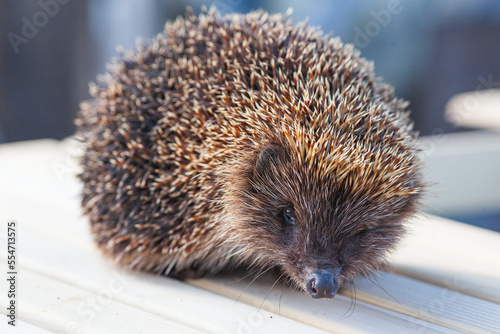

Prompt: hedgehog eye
xmin=283 ymin=206 xmax=296 ymax=225
xmin=353 ymin=229 xmax=368 ymax=240
xmin=354 ymin=226 xmax=375 ymax=239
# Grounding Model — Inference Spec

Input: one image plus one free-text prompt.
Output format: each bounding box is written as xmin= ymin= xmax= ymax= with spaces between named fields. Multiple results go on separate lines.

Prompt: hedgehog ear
xmin=254 ymin=144 xmax=283 ymax=176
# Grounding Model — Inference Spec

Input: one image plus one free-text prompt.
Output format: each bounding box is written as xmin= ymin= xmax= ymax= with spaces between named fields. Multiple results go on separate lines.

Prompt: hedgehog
xmin=76 ymin=8 xmax=423 ymax=299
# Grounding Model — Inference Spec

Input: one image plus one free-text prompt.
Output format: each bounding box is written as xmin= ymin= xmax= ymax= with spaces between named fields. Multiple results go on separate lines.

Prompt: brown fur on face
xmin=222 ymin=139 xmax=421 ymax=292
xmin=76 ymin=8 xmax=423 ymax=297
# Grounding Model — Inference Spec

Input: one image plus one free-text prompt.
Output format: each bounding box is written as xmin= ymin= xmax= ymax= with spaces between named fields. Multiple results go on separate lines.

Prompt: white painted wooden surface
xmin=419 ymin=131 xmax=500 ymax=216
xmin=0 ymin=138 xmax=499 ymax=333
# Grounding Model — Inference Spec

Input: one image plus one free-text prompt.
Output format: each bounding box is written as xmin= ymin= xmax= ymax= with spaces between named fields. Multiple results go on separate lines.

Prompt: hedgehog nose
xmin=306 ymin=269 xmax=338 ymax=299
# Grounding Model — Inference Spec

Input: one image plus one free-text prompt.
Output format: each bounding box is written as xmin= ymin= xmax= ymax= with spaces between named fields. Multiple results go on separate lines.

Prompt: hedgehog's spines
xmin=77 ymin=9 xmax=423 ymax=290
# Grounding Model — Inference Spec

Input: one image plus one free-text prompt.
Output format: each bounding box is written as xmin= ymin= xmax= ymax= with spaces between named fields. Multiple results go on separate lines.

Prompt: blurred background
xmin=0 ymin=0 xmax=499 ymax=229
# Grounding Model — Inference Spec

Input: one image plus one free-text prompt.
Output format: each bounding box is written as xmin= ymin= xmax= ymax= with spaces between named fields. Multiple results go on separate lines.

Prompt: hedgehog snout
xmin=306 ymin=268 xmax=339 ymax=299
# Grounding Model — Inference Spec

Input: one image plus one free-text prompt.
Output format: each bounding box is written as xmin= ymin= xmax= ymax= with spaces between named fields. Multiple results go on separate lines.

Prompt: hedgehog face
xmin=225 ymin=143 xmax=420 ymax=299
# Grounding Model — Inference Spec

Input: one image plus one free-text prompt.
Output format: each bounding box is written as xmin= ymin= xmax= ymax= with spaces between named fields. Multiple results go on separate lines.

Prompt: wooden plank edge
xmin=0 ymin=233 xmax=329 ymax=334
